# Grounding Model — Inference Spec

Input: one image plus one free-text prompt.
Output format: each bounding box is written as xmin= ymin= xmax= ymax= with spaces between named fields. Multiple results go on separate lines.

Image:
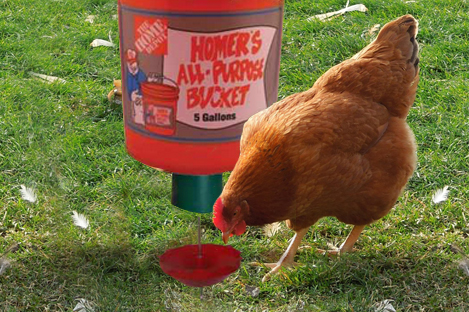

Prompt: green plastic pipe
xmin=171 ymin=173 xmax=223 ymax=213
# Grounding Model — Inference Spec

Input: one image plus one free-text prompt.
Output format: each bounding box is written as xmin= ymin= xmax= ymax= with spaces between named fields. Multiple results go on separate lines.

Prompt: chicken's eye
xmin=233 ymin=212 xmax=237 ymax=216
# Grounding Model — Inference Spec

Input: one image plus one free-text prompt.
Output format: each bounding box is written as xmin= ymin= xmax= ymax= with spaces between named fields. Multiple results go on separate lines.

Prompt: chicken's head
xmin=213 ymin=197 xmax=248 ymax=244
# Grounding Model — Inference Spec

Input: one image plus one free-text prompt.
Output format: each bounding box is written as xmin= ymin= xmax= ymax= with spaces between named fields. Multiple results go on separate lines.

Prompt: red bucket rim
xmin=141 ymin=82 xmax=179 ymax=101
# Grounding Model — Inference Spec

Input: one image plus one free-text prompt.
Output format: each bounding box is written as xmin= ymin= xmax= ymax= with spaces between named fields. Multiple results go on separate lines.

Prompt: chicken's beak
xmin=222 ymin=231 xmax=231 ymax=244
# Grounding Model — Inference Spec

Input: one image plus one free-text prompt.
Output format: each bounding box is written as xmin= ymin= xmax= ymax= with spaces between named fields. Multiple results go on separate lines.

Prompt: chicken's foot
xmin=316 ymin=225 xmax=365 ymax=255
xmin=250 ymin=227 xmax=309 ymax=282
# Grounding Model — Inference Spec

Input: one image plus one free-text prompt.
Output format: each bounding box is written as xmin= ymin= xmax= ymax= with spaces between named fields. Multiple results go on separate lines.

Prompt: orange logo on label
xmin=134 ymin=17 xmax=168 ymax=55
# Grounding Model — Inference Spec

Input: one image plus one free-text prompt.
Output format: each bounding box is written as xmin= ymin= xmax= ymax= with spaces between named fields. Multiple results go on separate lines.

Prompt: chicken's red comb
xmin=212 ymin=197 xmax=227 ymax=232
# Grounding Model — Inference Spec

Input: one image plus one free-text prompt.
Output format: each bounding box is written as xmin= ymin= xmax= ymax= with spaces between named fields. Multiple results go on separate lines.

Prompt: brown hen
xmin=213 ymin=15 xmax=420 ymax=282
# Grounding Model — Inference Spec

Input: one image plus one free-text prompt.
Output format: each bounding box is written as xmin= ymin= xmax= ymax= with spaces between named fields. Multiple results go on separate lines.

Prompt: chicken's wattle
xmin=233 ymin=220 xmax=247 ymax=236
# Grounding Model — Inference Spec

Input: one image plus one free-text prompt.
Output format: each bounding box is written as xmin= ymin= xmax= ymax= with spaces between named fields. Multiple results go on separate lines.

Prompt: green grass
xmin=1 ymin=0 xmax=469 ymax=310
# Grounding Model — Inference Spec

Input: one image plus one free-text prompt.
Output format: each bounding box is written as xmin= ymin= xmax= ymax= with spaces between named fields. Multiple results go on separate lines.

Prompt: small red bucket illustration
xmin=141 ymin=76 xmax=179 ymax=136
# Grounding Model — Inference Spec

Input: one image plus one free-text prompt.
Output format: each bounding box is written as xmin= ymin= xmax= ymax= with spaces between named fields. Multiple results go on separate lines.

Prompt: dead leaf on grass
xmin=0 ymin=258 xmax=11 ymax=275
xmin=30 ymin=72 xmax=66 ymax=84
xmin=308 ymin=4 xmax=368 ymax=22
xmin=85 ymin=15 xmax=95 ymax=23
xmin=90 ymin=30 xmax=115 ymax=47
xmin=459 ymin=259 xmax=469 ymax=276
xmin=374 ymin=299 xmax=396 ymax=312
xmin=245 ymin=285 xmax=260 ymax=297
xmin=73 ymin=298 xmax=95 ymax=312
xmin=90 ymin=39 xmax=114 ymax=47
xmin=451 ymin=244 xmax=469 ymax=276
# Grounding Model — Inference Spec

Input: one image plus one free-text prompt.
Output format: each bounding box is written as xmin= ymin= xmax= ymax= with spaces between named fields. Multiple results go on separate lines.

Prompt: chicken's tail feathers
xmin=354 ymin=15 xmax=419 ymax=72
xmin=392 ymin=14 xmax=419 ymax=39
xmin=385 ymin=15 xmax=419 ymax=67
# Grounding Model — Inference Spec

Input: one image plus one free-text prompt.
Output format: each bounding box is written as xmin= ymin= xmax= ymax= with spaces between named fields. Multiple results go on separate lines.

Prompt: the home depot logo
xmin=134 ymin=17 xmax=168 ymax=55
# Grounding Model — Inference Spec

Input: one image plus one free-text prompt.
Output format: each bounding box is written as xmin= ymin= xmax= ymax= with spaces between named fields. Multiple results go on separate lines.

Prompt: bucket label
xmin=119 ymin=6 xmax=283 ymax=142
xmin=164 ymin=27 xmax=275 ymax=129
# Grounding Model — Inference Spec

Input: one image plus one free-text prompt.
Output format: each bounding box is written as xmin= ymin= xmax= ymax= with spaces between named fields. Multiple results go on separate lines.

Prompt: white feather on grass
xmin=263 ymin=222 xmax=282 ymax=237
xmin=0 ymin=258 xmax=11 ymax=275
xmin=72 ymin=211 xmax=89 ymax=229
xmin=432 ymin=186 xmax=449 ymax=204
xmin=20 ymin=185 xmax=37 ymax=203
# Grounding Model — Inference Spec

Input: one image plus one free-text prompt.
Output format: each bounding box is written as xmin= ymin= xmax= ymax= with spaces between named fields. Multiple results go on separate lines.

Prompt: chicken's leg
xmin=250 ymin=227 xmax=309 ymax=282
xmin=317 ymin=225 xmax=365 ymax=255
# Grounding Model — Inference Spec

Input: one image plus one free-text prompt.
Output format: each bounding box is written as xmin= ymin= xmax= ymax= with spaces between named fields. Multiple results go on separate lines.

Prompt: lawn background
xmin=1 ymin=0 xmax=469 ymax=311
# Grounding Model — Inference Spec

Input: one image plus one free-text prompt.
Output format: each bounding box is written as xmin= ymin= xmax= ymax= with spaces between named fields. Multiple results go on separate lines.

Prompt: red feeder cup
xmin=159 ymin=244 xmax=242 ymax=287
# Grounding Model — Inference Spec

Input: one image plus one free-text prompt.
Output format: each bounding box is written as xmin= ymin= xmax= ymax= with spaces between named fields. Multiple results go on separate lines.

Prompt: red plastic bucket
xmin=141 ymin=77 xmax=179 ymax=136
xmin=118 ymin=0 xmax=284 ymax=175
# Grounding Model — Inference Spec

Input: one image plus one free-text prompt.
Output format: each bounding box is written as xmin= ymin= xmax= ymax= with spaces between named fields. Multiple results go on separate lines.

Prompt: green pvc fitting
xmin=171 ymin=173 xmax=223 ymax=213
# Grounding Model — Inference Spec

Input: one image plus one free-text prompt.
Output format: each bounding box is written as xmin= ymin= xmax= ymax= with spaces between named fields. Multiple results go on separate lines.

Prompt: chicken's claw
xmin=249 ymin=261 xmax=301 ymax=282
xmin=249 ymin=262 xmax=283 ymax=282
xmin=316 ymin=248 xmax=357 ymax=257
xmin=249 ymin=262 xmax=299 ymax=269
xmin=317 ymin=225 xmax=364 ymax=256
xmin=256 ymin=263 xmax=289 ymax=282
xmin=261 ymin=269 xmax=277 ymax=283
